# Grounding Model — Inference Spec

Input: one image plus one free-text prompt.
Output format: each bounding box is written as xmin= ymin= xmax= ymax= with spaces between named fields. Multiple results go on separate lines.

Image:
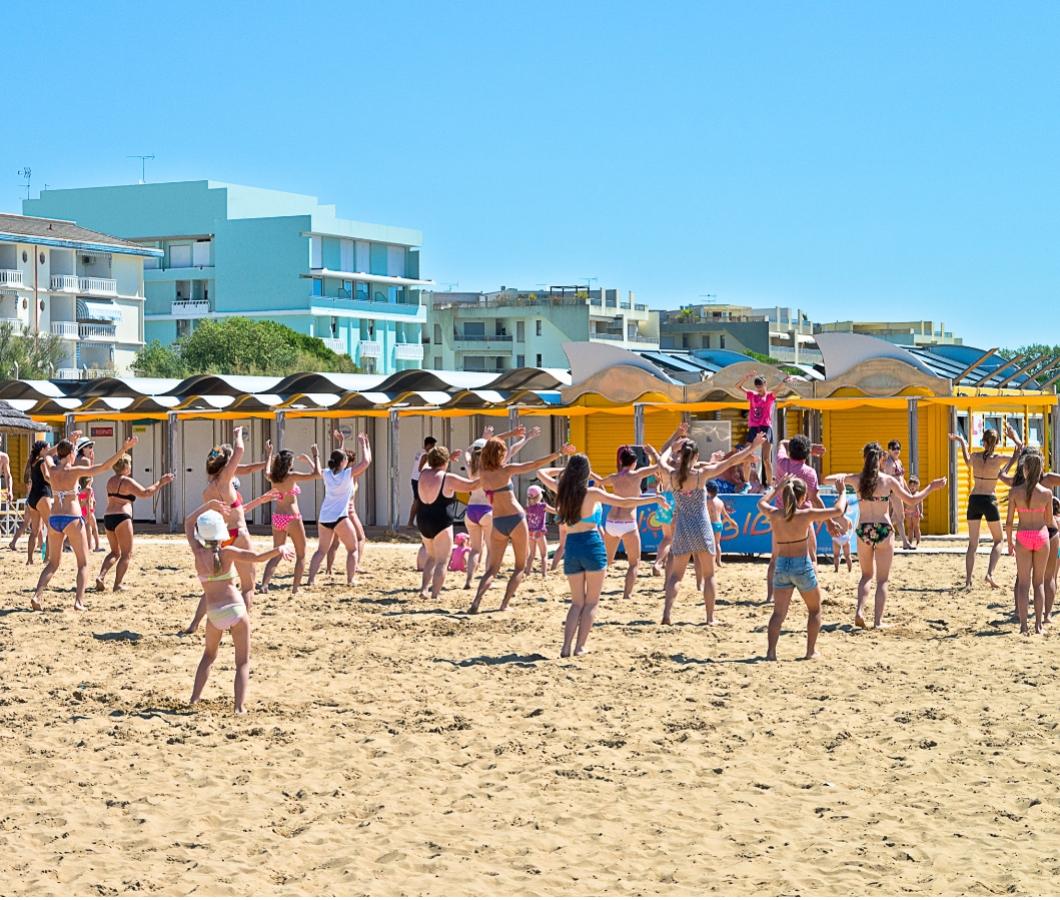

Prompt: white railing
xmin=396 ymin=343 xmax=424 ymax=361
xmin=172 ymin=299 xmax=210 ymax=317
xmin=359 ymin=340 xmax=382 ymax=357
xmin=78 ymin=323 xmax=117 ymax=341
xmin=78 ymin=276 xmax=117 ymax=295
xmin=55 ymin=368 xmax=80 ymax=380
xmin=321 ymin=337 xmax=346 ymax=354
xmin=0 ymin=269 xmax=24 ymax=287
xmin=50 ymin=321 xmax=79 ymax=339
xmin=50 ymin=274 xmax=79 ymax=291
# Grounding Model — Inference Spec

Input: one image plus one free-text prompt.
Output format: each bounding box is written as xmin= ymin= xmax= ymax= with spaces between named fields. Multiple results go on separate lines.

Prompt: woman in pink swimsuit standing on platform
xmin=260 ymin=441 xmax=321 ymax=595
xmin=735 ymin=371 xmax=793 ymax=487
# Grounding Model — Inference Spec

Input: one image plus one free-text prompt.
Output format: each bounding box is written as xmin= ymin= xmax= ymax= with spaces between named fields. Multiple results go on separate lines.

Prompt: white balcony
xmin=0 ymin=270 xmax=24 ymax=288
xmin=50 ymin=321 xmax=79 ymax=339
xmin=172 ymin=299 xmax=211 ymax=317
xmin=0 ymin=315 xmax=23 ymax=331
xmin=50 ymin=274 xmax=79 ymax=292
xmin=359 ymin=340 xmax=382 ymax=357
xmin=55 ymin=368 xmax=80 ymax=380
xmin=78 ymin=276 xmax=117 ymax=296
xmin=320 ymin=337 xmax=346 ymax=354
xmin=79 ymin=323 xmax=117 ymax=342
xmin=396 ymin=342 xmax=424 ymax=361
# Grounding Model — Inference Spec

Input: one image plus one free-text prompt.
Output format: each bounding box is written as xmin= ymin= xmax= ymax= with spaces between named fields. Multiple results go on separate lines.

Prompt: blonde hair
xmin=780 ymin=476 xmax=807 ymax=521
xmin=113 ymin=454 xmax=132 ymax=475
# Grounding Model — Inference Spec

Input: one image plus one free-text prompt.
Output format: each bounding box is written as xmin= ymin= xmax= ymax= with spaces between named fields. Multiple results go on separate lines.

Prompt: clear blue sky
xmin=6 ymin=1 xmax=1058 ymax=349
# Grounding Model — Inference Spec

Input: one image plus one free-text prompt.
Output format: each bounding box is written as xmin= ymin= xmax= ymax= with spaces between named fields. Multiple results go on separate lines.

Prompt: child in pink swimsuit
xmin=525 ymin=485 xmax=551 ymax=578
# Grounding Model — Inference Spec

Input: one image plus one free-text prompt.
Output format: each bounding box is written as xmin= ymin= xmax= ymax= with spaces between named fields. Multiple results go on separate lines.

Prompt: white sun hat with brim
xmin=194 ymin=510 xmax=229 ymax=544
xmin=471 ymin=438 xmax=487 ymax=450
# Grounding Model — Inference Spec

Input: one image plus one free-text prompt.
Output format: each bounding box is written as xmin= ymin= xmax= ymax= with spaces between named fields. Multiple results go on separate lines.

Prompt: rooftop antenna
xmin=17 ymin=167 xmax=31 ymax=199
xmin=441 ymin=282 xmax=460 ymax=292
xmin=128 ymin=154 xmax=155 ymax=184
xmin=583 ymin=275 xmax=598 ymax=291
xmin=699 ymin=293 xmax=718 ymax=304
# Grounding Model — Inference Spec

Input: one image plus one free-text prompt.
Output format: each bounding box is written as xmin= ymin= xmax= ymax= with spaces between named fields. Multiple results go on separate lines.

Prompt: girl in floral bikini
xmin=830 ymin=442 xmax=946 ymax=629
xmin=260 ymin=442 xmax=321 ymax=595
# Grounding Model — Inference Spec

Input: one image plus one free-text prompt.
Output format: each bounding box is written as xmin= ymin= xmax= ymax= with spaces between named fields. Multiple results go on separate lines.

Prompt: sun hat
xmin=527 ymin=484 xmax=543 ymax=498
xmin=75 ymin=437 xmax=95 ymax=454
xmin=194 ymin=510 xmax=229 ymax=544
xmin=471 ymin=438 xmax=487 ymax=450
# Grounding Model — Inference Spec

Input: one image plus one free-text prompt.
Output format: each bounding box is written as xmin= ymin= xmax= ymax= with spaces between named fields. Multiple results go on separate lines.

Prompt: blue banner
xmin=609 ymin=493 xmax=859 ymax=556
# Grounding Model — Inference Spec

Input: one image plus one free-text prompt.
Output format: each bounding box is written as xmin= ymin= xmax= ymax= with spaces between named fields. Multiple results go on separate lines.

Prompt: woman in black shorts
xmin=95 ymin=453 xmax=174 ymax=592
xmin=22 ymin=440 xmax=51 ymax=565
xmin=949 ymin=425 xmax=1021 ymax=589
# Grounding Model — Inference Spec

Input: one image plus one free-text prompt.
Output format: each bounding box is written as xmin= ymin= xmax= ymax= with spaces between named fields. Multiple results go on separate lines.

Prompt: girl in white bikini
xmin=600 ymin=444 xmax=662 ymax=600
xmin=186 ymin=501 xmax=293 ymax=714
xmin=260 ymin=442 xmax=321 ymax=595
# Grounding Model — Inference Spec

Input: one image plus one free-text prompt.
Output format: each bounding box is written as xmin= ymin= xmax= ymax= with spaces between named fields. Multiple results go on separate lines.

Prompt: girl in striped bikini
xmin=260 ymin=442 xmax=321 ymax=595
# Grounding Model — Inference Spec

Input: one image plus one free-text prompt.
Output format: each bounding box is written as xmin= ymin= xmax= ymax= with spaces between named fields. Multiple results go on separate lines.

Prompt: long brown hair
xmin=982 ymin=428 xmax=998 ymax=460
xmin=556 ymin=454 xmax=591 ymax=526
xmin=858 ymin=441 xmax=883 ymax=501
xmin=675 ymin=439 xmax=699 ymax=491
xmin=468 ymin=446 xmax=483 ymax=476
xmin=206 ymin=443 xmax=232 ymax=476
xmin=270 ymin=449 xmax=294 ymax=482
xmin=780 ymin=476 xmax=807 ymax=520
xmin=1022 ymin=451 xmax=1044 ymax=506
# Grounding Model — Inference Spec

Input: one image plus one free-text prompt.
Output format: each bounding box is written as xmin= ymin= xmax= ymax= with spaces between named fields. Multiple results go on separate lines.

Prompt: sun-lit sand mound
xmin=1 ymin=536 xmax=1058 ymax=895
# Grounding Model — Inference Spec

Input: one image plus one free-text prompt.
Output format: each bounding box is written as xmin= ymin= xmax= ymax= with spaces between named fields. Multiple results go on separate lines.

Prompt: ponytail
xmin=982 ymin=428 xmax=998 ymax=460
xmin=858 ymin=442 xmax=883 ymax=501
xmin=676 ymin=440 xmax=699 ymax=491
xmin=1022 ymin=451 xmax=1044 ymax=506
xmin=780 ymin=477 xmax=807 ymax=521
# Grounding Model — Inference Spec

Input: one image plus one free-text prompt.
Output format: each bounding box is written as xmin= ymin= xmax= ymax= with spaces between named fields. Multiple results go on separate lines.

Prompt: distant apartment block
xmin=660 ymin=304 xmax=821 ymax=365
xmin=25 ymin=181 xmax=430 ymax=374
xmin=815 ymin=319 xmax=962 ymax=347
xmin=0 ymin=213 xmax=159 ymax=378
xmin=426 ymin=285 xmax=659 ymax=372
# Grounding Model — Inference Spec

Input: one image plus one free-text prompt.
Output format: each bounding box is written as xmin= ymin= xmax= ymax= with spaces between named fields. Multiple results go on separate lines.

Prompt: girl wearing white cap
xmin=186 ymin=500 xmax=293 ymax=714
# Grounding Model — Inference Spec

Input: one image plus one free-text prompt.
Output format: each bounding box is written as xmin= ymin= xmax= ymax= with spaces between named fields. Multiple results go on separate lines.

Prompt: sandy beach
xmin=2 ymin=536 xmax=1060 ymax=895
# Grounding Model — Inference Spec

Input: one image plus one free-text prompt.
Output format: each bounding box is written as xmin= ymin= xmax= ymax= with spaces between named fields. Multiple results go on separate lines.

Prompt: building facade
xmin=426 ymin=286 xmax=659 ymax=372
xmin=814 ymin=319 xmax=962 ymax=347
xmin=660 ymin=304 xmax=821 ymax=365
xmin=0 ymin=213 xmax=159 ymax=377
xmin=25 ymin=181 xmax=430 ymax=374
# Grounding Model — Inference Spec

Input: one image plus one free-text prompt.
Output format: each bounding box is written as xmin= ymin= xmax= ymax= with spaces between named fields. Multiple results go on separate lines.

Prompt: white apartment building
xmin=0 ymin=213 xmax=160 ymax=378
xmin=427 ymin=285 xmax=659 ymax=372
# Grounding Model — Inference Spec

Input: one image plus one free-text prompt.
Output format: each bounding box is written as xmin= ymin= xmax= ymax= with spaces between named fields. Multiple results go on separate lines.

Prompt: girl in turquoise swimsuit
xmin=830 ymin=442 xmax=945 ymax=630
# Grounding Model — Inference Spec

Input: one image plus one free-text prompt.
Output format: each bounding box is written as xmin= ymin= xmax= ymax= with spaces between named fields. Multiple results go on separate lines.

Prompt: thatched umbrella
xmin=0 ymin=400 xmax=43 ymax=433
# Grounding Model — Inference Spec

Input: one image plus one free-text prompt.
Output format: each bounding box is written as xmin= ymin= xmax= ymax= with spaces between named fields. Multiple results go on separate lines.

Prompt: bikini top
xmin=109 ymin=477 xmax=137 ymax=502
xmin=486 ymin=481 xmax=514 ymax=500
xmin=275 ymin=484 xmax=302 ymax=500
xmin=78 ymin=489 xmax=90 ymax=503
xmin=580 ymin=503 xmax=602 ymax=525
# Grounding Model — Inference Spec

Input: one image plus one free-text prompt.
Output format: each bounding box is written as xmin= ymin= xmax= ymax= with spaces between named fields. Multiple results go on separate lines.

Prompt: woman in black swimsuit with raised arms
xmin=415 ymin=446 xmax=479 ymax=600
xmin=831 ymin=442 xmax=946 ymax=629
xmin=949 ymin=425 xmax=1021 ymax=589
xmin=95 ymin=453 xmax=174 ymax=592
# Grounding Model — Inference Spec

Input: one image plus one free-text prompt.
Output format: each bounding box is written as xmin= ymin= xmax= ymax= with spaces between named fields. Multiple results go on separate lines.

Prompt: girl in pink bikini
xmin=1005 ymin=450 xmax=1052 ymax=635
xmin=260 ymin=442 xmax=321 ymax=595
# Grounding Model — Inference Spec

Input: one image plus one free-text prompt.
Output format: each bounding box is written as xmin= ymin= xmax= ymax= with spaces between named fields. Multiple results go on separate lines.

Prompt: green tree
xmin=132 ymin=340 xmax=187 ymax=378
xmin=0 ymin=322 xmax=66 ymax=379
xmin=132 ymin=317 xmax=358 ymax=377
xmin=999 ymin=344 xmax=1060 ymax=389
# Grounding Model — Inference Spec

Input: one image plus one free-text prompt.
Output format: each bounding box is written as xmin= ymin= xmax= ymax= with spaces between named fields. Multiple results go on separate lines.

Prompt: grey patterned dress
xmin=670 ymin=481 xmax=716 ymax=556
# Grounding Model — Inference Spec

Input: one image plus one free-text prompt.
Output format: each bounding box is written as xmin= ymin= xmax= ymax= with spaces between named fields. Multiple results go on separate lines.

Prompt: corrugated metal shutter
xmin=586 ymin=415 xmax=637 ymax=474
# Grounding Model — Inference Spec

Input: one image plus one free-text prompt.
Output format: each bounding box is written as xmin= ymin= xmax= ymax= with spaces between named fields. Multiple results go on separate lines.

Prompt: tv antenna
xmin=17 ymin=167 xmax=31 ymax=199
xmin=128 ymin=154 xmax=155 ymax=184
xmin=699 ymin=293 xmax=718 ymax=304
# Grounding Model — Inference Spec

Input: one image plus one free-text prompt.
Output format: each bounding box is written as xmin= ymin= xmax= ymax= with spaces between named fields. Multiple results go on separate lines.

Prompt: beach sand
xmin=2 ymin=537 xmax=1060 ymax=895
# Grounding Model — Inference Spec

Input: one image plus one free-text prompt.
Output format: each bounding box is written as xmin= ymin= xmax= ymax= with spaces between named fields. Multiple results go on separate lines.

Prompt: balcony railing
xmin=591 ymin=332 xmax=624 ymax=342
xmin=172 ymin=299 xmax=211 ymax=317
xmin=454 ymin=333 xmax=513 ymax=342
xmin=396 ymin=343 xmax=424 ymax=361
xmin=359 ymin=340 xmax=382 ymax=357
xmin=0 ymin=315 xmax=23 ymax=331
xmin=50 ymin=321 xmax=79 ymax=339
xmin=50 ymin=274 xmax=79 ymax=291
xmin=0 ymin=269 xmax=24 ymax=287
xmin=78 ymin=276 xmax=117 ymax=295
xmin=55 ymin=368 xmax=80 ymax=380
xmin=320 ymin=337 xmax=346 ymax=355
xmin=79 ymin=323 xmax=117 ymax=341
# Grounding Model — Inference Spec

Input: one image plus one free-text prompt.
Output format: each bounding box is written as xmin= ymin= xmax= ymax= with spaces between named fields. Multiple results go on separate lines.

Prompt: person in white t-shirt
xmin=407 ymin=436 xmax=437 ymax=527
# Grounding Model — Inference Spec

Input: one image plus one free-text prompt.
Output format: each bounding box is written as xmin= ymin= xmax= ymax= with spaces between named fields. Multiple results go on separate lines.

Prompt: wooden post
xmin=907 ymin=398 xmax=919 ymax=476
xmin=633 ymin=402 xmax=645 ymax=445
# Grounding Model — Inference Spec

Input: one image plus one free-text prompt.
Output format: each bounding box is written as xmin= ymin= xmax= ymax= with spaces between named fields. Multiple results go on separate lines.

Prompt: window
xmin=355 ymin=281 xmax=369 ymax=301
xmin=311 ymin=279 xmax=323 ymax=297
xmin=517 ymin=354 xmax=525 ymax=367
xmin=169 ymin=243 xmax=192 ymax=268
xmin=719 ymin=335 xmax=726 ymax=349
xmin=535 ymin=319 xmax=542 ymax=337
xmin=535 ymin=353 xmax=542 ymax=367
xmin=433 ymin=324 xmax=442 ymax=344
xmin=516 ymin=321 xmax=525 ymax=342
xmin=176 ymin=319 xmax=190 ymax=339
xmin=310 ymin=236 xmax=323 ymax=269
xmin=434 ymin=356 xmax=442 ymax=369
xmin=704 ymin=335 xmax=711 ymax=349
xmin=464 ymin=322 xmax=485 ymax=337
xmin=330 ymin=317 xmax=339 ymax=338
xmin=465 ymin=356 xmax=486 ymax=372
xmin=192 ymin=240 xmax=211 ymax=267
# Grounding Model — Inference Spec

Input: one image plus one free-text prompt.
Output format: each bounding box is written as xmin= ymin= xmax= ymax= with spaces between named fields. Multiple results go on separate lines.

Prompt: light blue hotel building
xmin=24 ymin=181 xmax=429 ymax=373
